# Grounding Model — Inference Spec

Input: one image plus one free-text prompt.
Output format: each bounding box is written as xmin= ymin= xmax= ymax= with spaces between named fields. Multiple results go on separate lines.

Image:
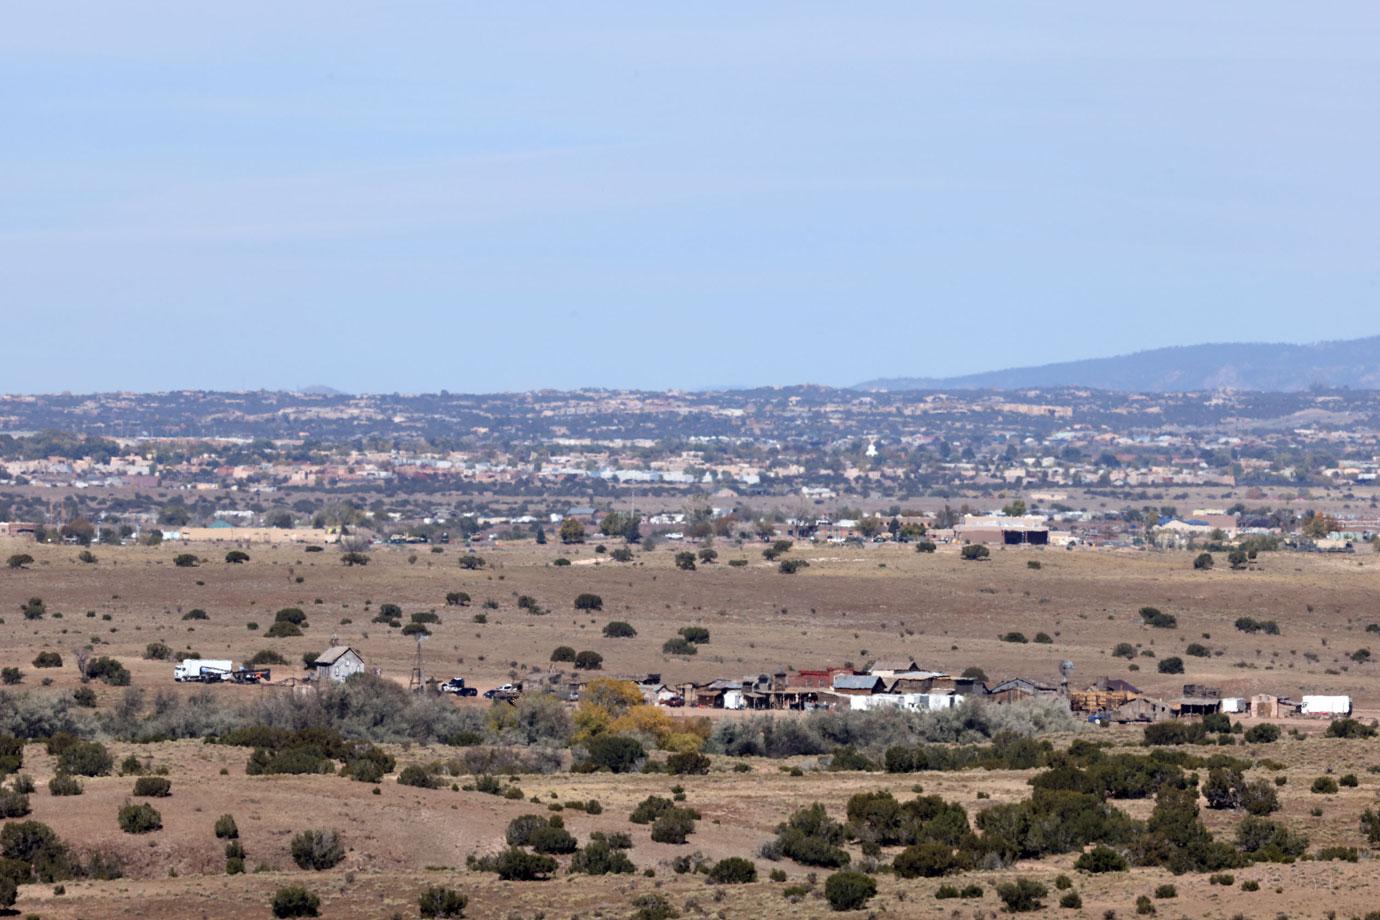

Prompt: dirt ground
xmin=4 ymin=537 xmax=1380 ymax=918
xmin=3 ymin=535 xmax=1378 ymax=704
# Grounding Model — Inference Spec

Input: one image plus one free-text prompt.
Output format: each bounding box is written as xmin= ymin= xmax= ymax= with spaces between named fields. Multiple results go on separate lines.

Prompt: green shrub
xmin=573 ymin=650 xmax=603 ymax=670
xmin=132 ymin=776 xmax=171 ymax=797
xmin=265 ymin=621 xmax=302 ymax=638
xmin=214 ymin=814 xmax=239 ymax=839
xmin=570 ymin=840 xmax=636 ymax=875
xmin=1311 ymin=776 xmax=1339 ymax=794
xmin=117 ymin=802 xmax=162 ymax=834
xmin=1157 ymin=656 xmax=1184 ymax=675
xmin=1074 ymin=845 xmax=1127 ymax=873
xmin=1326 ymin=718 xmax=1377 ymax=739
xmin=579 ymin=735 xmax=644 ymax=773
xmin=271 ymin=885 xmax=320 ymax=918
xmin=58 ymin=741 xmax=112 ymax=777
xmin=774 ymin=803 xmax=849 ymax=868
xmin=662 ymin=637 xmax=697 ymax=655
xmin=1154 ymin=883 xmax=1177 ymax=898
xmin=1241 ymin=780 xmax=1279 ymax=816
xmin=48 ymin=774 xmax=82 ymax=796
xmin=996 ymin=878 xmax=1048 ymax=912
xmin=650 ymin=808 xmax=697 ymax=844
xmin=630 ymin=795 xmax=674 ymax=825
xmin=667 ymin=751 xmax=711 ymax=775
xmin=31 ymin=652 xmax=62 ymax=669
xmin=418 ymin=885 xmax=468 ymax=918
xmin=290 ymin=829 xmax=344 ymax=870
xmin=893 ymin=841 xmax=958 ymax=878
xmin=143 ymin=641 xmax=173 ymax=660
xmin=549 ymin=646 xmax=577 ymax=663
xmin=1244 ymin=723 xmax=1280 ymax=744
xmin=493 ymin=847 xmax=557 ymax=881
xmin=528 ymin=823 xmax=577 ymax=855
xmin=398 ymin=765 xmax=437 ymax=788
xmin=1235 ymin=816 xmax=1308 ymax=860
xmin=678 ymin=626 xmax=710 ymax=644
xmin=1059 ymin=891 xmax=1082 ymax=909
xmin=85 ymin=657 xmax=130 ymax=686
xmin=0 ymin=790 xmax=30 ymax=818
xmin=1139 ymin=607 xmax=1177 ymax=628
xmin=707 ymin=856 xmax=757 ymax=883
xmin=603 ymin=621 xmax=637 ymax=638
xmin=824 ymin=870 xmax=876 ymax=911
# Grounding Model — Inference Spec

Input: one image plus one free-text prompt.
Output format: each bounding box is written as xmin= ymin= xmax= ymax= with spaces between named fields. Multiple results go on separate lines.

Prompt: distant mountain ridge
xmin=858 ymin=335 xmax=1380 ymax=393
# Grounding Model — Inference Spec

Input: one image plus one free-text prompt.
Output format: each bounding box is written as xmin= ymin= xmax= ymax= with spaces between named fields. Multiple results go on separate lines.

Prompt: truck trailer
xmin=173 ymin=659 xmax=234 ymax=682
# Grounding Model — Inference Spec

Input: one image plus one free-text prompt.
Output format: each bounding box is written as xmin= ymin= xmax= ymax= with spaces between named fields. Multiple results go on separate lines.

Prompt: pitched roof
xmin=990 ymin=677 xmax=1057 ymax=693
xmin=833 ymin=674 xmax=885 ymax=690
xmin=315 ymin=646 xmax=359 ymax=666
xmin=867 ymin=657 xmax=919 ymax=672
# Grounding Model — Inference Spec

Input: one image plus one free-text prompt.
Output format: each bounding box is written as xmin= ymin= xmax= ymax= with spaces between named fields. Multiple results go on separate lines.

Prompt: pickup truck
xmin=483 ymin=683 xmax=520 ymax=700
xmin=438 ymin=677 xmax=478 ymax=697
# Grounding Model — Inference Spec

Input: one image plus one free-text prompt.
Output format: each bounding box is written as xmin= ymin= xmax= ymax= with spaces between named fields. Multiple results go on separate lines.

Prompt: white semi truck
xmin=173 ymin=659 xmax=233 ymax=682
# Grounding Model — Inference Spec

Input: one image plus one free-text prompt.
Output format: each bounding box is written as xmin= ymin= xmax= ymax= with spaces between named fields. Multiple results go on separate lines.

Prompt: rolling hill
xmin=859 ymin=335 xmax=1380 ymax=392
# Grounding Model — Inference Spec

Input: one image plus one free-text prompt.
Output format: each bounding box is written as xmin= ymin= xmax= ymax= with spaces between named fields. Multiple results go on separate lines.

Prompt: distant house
xmin=1110 ymin=696 xmax=1171 ymax=723
xmin=832 ymin=674 xmax=886 ymax=695
xmin=688 ymin=679 xmax=746 ymax=709
xmin=312 ymin=646 xmax=365 ymax=683
xmin=988 ymin=677 xmax=1059 ymax=705
xmin=864 ymin=657 xmax=920 ymax=678
xmin=1090 ymin=677 xmax=1141 ymax=695
xmin=790 ymin=667 xmax=855 ymax=689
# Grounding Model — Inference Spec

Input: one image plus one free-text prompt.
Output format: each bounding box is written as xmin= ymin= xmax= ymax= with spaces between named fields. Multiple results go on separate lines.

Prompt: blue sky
xmin=3 ymin=3 xmax=1378 ymax=393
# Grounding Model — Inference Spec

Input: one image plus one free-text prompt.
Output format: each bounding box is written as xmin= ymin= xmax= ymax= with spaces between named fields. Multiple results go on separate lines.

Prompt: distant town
xmin=1 ymin=387 xmax=1378 ymax=553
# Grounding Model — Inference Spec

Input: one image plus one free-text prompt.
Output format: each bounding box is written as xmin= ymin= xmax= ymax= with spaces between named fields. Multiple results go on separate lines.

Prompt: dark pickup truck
xmin=438 ymin=677 xmax=478 ymax=697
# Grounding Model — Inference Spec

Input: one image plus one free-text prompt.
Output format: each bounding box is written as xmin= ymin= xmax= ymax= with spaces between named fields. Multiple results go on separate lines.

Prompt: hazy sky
xmin=4 ymin=3 xmax=1379 ymax=393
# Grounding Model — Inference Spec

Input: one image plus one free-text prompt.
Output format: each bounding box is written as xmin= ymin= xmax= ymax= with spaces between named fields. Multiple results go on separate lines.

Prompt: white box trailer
xmin=174 ymin=659 xmax=233 ymax=682
xmin=1220 ymin=698 xmax=1248 ymax=714
xmin=1300 ymin=695 xmax=1352 ymax=717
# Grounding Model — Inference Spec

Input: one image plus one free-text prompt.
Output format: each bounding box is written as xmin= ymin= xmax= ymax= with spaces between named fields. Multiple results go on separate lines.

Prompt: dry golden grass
xmin=6 ymin=536 xmax=1380 ymax=917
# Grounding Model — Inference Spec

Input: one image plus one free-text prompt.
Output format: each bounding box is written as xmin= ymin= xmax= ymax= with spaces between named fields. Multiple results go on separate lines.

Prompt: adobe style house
xmin=312 ymin=646 xmax=365 ymax=683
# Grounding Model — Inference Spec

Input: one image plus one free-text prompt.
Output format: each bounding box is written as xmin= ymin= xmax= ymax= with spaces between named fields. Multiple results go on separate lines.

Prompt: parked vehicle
xmin=174 ymin=659 xmax=233 ymax=682
xmin=231 ymin=667 xmax=271 ymax=684
xmin=438 ymin=677 xmax=478 ymax=697
xmin=483 ymin=683 xmax=519 ymax=700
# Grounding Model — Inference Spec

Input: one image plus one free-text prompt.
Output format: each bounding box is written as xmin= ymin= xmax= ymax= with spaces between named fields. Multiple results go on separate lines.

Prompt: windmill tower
xmin=409 ymin=634 xmax=427 ymax=692
xmin=1058 ymin=659 xmax=1075 ymax=698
